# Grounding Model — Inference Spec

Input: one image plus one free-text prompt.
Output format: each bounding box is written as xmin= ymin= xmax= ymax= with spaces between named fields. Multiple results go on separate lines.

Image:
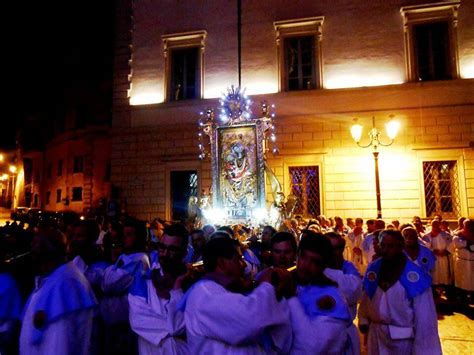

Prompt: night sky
xmin=3 ymin=1 xmax=115 ymax=150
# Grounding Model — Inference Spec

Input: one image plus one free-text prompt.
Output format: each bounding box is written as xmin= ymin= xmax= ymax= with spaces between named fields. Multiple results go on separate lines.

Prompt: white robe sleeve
xmin=128 ymin=289 xmax=184 ymax=346
xmin=324 ymin=268 xmax=362 ymax=306
xmin=101 ymin=265 xmax=134 ymax=294
xmin=186 ymin=281 xmax=291 ymax=350
xmin=453 ymin=236 xmax=467 ymax=249
xmin=412 ymin=288 xmax=442 ymax=355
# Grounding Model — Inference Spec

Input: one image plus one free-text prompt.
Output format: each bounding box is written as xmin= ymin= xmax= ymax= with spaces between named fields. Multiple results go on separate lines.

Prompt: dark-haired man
xmin=324 ymin=232 xmax=362 ymax=354
xmin=101 ymin=218 xmax=150 ymax=354
xmin=129 ymin=223 xmax=189 ymax=354
xmin=358 ymin=230 xmax=441 ymax=354
xmin=271 ymin=232 xmax=297 ymax=269
xmin=181 ymin=237 xmax=292 ymax=354
xmin=289 ymin=233 xmax=353 ymax=354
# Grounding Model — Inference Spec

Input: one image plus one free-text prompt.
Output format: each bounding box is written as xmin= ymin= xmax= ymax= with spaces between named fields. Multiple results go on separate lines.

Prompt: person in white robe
xmin=358 ymin=229 xmax=442 ymax=355
xmin=452 ymin=219 xmax=474 ymax=295
xmin=290 ymin=232 xmax=354 ymax=354
xmin=67 ymin=219 xmax=111 ymax=354
xmin=422 ymin=219 xmax=452 ymax=285
xmin=180 ymin=236 xmax=292 ymax=354
xmin=347 ymin=218 xmax=365 ymax=273
xmin=324 ymin=232 xmax=363 ymax=354
xmin=401 ymin=227 xmax=435 ymax=275
xmin=101 ymin=218 xmax=150 ymax=354
xmin=20 ymin=229 xmax=97 ymax=355
xmin=361 ymin=220 xmax=385 ymax=268
xmin=128 ymin=223 xmax=190 ymax=355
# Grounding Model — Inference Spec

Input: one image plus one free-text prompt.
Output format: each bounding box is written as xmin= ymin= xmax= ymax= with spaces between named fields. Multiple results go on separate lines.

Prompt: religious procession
xmin=1 ymin=210 xmax=473 ymax=354
xmin=1 ymin=88 xmax=473 ymax=355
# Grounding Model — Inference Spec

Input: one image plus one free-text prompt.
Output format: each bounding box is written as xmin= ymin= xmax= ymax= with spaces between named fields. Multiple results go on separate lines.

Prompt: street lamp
xmin=350 ymin=115 xmax=400 ymax=219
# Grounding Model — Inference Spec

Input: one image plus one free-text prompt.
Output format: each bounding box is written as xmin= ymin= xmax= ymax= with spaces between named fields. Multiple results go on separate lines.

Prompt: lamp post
xmin=8 ymin=165 xmax=17 ymax=211
xmin=350 ymin=116 xmax=400 ymax=219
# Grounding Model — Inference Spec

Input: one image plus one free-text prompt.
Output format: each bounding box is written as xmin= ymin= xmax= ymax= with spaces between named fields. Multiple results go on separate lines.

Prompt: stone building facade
xmin=20 ymin=126 xmax=112 ymax=215
xmin=112 ymin=0 xmax=474 ymax=223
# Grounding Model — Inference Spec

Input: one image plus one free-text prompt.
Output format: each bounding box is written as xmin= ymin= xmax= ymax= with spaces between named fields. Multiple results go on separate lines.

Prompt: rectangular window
xmin=46 ymin=191 xmax=51 ymax=205
xmin=57 ymin=159 xmax=63 ymax=176
xmin=423 ymin=161 xmax=460 ymax=218
xmin=284 ymin=36 xmax=316 ymax=91
xmin=401 ymin=3 xmax=459 ymax=82
xmin=73 ymin=156 xmax=84 ymax=173
xmin=33 ymin=194 xmax=39 ymax=207
xmin=170 ymin=170 xmax=198 ymax=221
xmin=274 ymin=17 xmax=324 ymax=92
xmin=289 ymin=166 xmax=321 ymax=218
xmin=413 ymin=21 xmax=452 ymax=81
xmin=170 ymin=47 xmax=199 ymax=101
xmin=56 ymin=189 xmax=62 ymax=203
xmin=72 ymin=187 xmax=83 ymax=201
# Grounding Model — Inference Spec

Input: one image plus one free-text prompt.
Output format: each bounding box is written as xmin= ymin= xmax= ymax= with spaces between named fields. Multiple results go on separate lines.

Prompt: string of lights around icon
xmin=197 ymin=85 xmax=279 ymax=160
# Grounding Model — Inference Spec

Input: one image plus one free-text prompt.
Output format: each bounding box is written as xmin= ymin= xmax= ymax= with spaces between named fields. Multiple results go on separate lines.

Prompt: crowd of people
xmin=0 ymin=212 xmax=473 ymax=354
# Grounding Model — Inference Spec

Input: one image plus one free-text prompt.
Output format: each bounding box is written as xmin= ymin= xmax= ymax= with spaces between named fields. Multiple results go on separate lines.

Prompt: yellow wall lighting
xmin=460 ymin=62 xmax=474 ymax=79
xmin=130 ymin=92 xmax=163 ymax=106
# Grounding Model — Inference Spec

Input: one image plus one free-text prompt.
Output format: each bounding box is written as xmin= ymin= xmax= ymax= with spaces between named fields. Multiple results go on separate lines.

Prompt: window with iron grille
xmin=289 ymin=166 xmax=321 ymax=218
xmin=284 ymin=36 xmax=317 ymax=91
xmin=423 ymin=161 xmax=460 ymax=218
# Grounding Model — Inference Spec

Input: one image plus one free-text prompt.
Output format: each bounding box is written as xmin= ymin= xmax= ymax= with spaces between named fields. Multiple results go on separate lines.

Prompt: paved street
xmin=437 ymin=302 xmax=474 ymax=354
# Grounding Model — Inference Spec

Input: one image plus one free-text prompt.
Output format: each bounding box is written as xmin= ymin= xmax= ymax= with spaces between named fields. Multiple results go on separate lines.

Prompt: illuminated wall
xmin=129 ymin=0 xmax=474 ymax=105
xmin=114 ymin=0 xmax=474 ymax=222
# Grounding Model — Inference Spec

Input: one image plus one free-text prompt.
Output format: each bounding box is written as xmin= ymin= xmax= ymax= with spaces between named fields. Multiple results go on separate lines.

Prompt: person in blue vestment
xmin=290 ymin=233 xmax=354 ymax=354
xmin=19 ymin=228 xmax=97 ymax=355
xmin=358 ymin=229 xmax=442 ymax=354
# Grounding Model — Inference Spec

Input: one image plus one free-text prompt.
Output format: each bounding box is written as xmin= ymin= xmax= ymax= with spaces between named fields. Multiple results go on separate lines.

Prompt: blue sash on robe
xmin=22 ymin=263 xmax=98 ymax=345
xmin=417 ymin=245 xmax=436 ymax=274
xmin=298 ymin=284 xmax=351 ymax=321
xmin=114 ymin=252 xmax=149 ymax=276
xmin=129 ymin=268 xmax=154 ymax=301
xmin=363 ymin=258 xmax=432 ymax=299
xmin=342 ymin=260 xmax=361 ymax=277
xmin=149 ymin=250 xmax=159 ymax=266
xmin=0 ymin=272 xmax=22 ymax=321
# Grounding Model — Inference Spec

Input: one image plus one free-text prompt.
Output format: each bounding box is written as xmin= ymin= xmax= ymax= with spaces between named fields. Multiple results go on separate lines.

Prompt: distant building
xmin=9 ymin=125 xmax=112 ymax=216
xmin=112 ymin=0 xmax=474 ymax=222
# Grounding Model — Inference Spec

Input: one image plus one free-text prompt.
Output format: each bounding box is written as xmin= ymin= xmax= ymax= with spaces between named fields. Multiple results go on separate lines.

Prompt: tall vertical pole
xmin=237 ymin=0 xmax=242 ymax=87
xmin=373 ymin=151 xmax=382 ymax=219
